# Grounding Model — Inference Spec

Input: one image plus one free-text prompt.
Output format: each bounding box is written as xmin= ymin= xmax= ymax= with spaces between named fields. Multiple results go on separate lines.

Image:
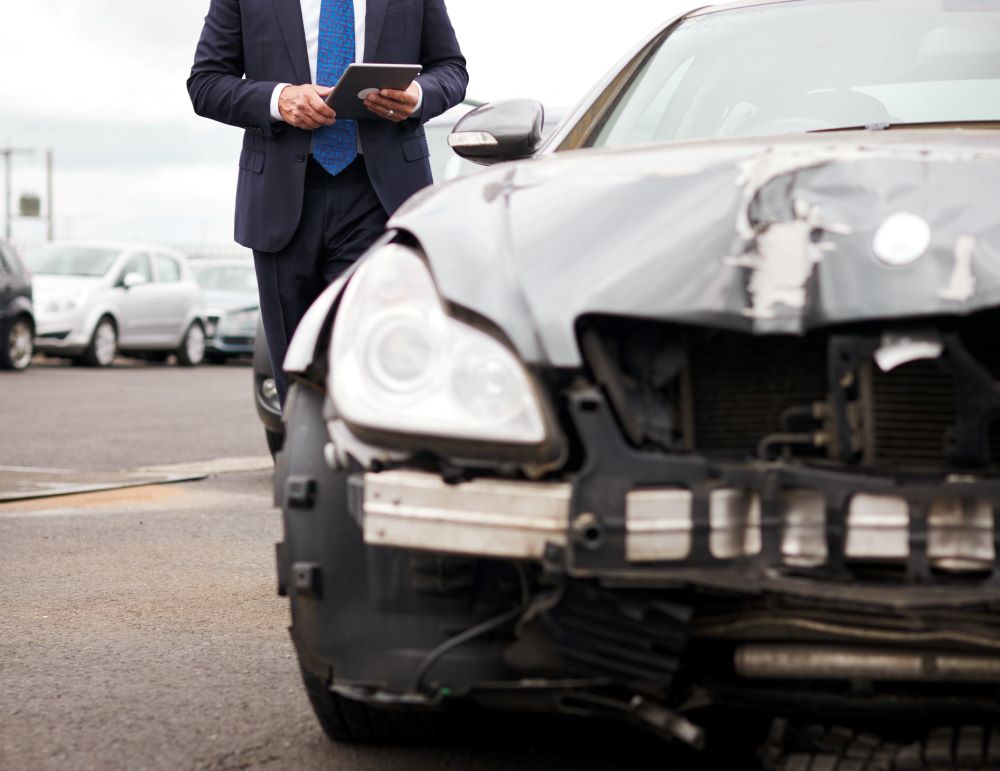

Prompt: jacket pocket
xmin=239 ymin=147 xmax=265 ymax=174
xmin=386 ymin=0 xmax=417 ymax=13
xmin=401 ymin=135 xmax=430 ymax=162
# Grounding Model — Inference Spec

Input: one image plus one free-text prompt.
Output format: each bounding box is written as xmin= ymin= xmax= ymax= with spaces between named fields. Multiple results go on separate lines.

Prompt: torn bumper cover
xmin=355 ymin=468 xmax=1000 ymax=577
xmin=355 ymin=443 xmax=1000 ymax=593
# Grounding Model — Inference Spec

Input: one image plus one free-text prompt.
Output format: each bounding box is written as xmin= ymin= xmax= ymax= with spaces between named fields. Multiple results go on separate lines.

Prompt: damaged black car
xmin=275 ymin=0 xmax=1000 ymax=767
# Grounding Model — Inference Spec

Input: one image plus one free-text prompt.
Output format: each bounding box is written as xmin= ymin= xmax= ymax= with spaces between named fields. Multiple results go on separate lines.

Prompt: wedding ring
xmin=388 ymin=109 xmax=394 ymax=116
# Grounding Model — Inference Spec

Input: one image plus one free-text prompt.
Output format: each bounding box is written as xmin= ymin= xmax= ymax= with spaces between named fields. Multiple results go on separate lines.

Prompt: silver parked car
xmin=191 ymin=259 xmax=259 ymax=363
xmin=27 ymin=242 xmax=207 ymax=367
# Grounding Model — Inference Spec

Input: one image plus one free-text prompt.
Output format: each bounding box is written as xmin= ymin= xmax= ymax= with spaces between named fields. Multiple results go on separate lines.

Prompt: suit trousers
xmin=253 ymin=156 xmax=388 ymax=406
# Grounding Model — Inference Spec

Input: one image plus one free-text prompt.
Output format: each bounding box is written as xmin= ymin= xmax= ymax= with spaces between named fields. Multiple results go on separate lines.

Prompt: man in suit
xmin=188 ymin=0 xmax=467 ymax=404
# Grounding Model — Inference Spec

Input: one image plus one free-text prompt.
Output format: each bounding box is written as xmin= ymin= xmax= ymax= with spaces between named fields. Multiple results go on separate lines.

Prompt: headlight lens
xmin=42 ymin=297 xmax=77 ymax=314
xmin=329 ymin=244 xmax=548 ymax=446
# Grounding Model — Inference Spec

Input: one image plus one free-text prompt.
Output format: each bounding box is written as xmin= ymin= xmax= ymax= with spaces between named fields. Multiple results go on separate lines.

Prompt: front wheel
xmin=0 ymin=316 xmax=34 ymax=370
xmin=82 ymin=316 xmax=117 ymax=367
xmin=176 ymin=322 xmax=205 ymax=367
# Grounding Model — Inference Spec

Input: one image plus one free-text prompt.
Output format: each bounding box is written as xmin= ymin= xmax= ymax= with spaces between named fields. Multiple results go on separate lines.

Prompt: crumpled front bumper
xmin=355 ymin=468 xmax=1000 ymax=574
xmin=352 ymin=392 xmax=1000 ymax=597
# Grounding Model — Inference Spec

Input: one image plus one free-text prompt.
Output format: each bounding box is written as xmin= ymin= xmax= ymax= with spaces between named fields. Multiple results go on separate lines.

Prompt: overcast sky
xmin=0 ymin=1 xmax=698 ymax=247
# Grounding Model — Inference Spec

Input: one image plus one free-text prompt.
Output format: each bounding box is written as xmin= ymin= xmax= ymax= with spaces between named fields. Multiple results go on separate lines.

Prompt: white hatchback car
xmin=27 ymin=242 xmax=207 ymax=367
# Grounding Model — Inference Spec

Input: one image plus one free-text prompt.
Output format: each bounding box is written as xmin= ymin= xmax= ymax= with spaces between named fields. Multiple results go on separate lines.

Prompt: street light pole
xmin=46 ymin=148 xmax=54 ymax=241
xmin=2 ymin=145 xmax=35 ymax=241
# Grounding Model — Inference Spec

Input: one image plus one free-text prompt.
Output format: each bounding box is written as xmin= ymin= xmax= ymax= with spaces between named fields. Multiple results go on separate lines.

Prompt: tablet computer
xmin=325 ymin=64 xmax=423 ymax=120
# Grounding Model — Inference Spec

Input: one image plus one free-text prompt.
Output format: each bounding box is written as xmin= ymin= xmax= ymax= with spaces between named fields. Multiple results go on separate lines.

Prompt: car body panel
xmin=31 ymin=242 xmax=204 ymax=358
xmin=0 ymin=240 xmax=34 ymax=347
xmin=0 ymin=245 xmax=34 ymax=323
xmin=192 ymin=260 xmax=260 ymax=358
xmin=389 ymin=130 xmax=1000 ymax=367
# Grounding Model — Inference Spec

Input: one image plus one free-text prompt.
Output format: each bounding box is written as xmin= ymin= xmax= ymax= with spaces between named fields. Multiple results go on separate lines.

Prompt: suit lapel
xmin=364 ymin=0 xmax=388 ymax=62
xmin=272 ymin=0 xmax=312 ymax=84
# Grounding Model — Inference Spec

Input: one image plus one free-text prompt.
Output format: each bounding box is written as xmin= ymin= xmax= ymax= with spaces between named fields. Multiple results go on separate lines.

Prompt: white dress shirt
xmin=269 ymin=0 xmax=422 ymax=123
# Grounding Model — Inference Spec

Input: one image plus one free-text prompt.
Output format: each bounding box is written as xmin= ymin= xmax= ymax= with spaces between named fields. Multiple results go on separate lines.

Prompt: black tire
xmin=765 ymin=722 xmax=1000 ymax=771
xmin=0 ymin=315 xmax=34 ymax=370
xmin=176 ymin=322 xmax=206 ymax=367
xmin=265 ymin=428 xmax=284 ymax=459
xmin=300 ymin=666 xmax=445 ymax=745
xmin=82 ymin=316 xmax=118 ymax=367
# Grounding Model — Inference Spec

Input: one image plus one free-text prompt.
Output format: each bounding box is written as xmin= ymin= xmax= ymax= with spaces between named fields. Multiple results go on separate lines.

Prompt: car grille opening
xmin=688 ymin=333 xmax=828 ymax=459
xmin=577 ymin=316 xmax=999 ymax=473
xmin=868 ymin=361 xmax=957 ymax=468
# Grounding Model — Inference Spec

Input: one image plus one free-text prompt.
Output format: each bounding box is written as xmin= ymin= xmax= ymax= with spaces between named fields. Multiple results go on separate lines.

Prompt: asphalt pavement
xmin=0 ymin=358 xmax=681 ymax=771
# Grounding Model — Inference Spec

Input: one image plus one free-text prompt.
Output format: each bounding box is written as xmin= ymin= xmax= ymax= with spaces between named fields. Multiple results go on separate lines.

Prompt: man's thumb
xmin=315 ymin=85 xmax=333 ymax=96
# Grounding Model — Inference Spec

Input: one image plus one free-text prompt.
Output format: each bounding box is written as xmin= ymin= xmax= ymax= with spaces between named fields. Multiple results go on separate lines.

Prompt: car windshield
xmin=591 ymin=0 xmax=1000 ymax=149
xmin=193 ymin=264 xmax=257 ymax=292
xmin=23 ymin=245 xmax=121 ymax=277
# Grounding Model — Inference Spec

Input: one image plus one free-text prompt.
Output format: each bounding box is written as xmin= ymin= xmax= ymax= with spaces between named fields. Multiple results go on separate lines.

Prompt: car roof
xmin=41 ymin=240 xmax=189 ymax=258
xmin=191 ymin=259 xmax=254 ymax=269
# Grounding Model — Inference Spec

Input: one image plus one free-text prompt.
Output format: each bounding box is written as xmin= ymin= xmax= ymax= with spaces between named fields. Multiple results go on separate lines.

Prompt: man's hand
xmin=278 ymin=85 xmax=336 ymax=130
xmin=364 ymin=82 xmax=420 ymax=123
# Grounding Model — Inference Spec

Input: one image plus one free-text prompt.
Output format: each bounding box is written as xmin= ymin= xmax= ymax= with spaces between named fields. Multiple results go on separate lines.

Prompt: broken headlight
xmin=328 ymin=244 xmax=549 ymax=450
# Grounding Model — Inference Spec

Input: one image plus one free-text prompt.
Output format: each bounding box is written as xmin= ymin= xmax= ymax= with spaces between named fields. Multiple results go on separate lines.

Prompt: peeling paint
xmin=939 ymin=236 xmax=978 ymax=302
xmin=727 ymin=200 xmax=850 ymax=323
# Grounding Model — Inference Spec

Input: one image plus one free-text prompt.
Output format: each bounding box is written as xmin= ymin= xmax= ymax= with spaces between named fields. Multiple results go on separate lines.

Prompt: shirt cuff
xmin=412 ymin=80 xmax=423 ymax=117
xmin=270 ymin=83 xmax=291 ymax=122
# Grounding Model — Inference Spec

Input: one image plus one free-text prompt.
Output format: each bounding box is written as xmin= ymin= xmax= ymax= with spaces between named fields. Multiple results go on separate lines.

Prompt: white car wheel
xmin=1 ymin=317 xmax=33 ymax=370
xmin=177 ymin=323 xmax=206 ymax=367
xmin=83 ymin=317 xmax=118 ymax=368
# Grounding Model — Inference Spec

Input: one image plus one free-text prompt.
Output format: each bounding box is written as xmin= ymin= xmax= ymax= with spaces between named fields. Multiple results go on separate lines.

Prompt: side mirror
xmin=122 ymin=272 xmax=148 ymax=290
xmin=448 ymin=99 xmax=544 ymax=166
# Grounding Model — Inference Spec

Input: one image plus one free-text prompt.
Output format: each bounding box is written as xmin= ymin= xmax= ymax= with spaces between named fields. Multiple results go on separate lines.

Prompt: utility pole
xmin=46 ymin=148 xmax=54 ymax=241
xmin=2 ymin=144 xmax=35 ymax=241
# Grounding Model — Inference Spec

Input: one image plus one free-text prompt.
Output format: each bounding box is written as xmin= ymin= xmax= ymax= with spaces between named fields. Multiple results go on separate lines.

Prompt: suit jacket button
xmin=296 ymin=153 xmax=306 ymax=163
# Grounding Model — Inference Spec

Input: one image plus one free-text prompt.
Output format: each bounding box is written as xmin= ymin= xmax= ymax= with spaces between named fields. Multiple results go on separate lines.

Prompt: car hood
xmin=31 ymin=274 xmax=104 ymax=299
xmin=201 ymin=290 xmax=259 ymax=313
xmin=391 ymin=129 xmax=1000 ymax=367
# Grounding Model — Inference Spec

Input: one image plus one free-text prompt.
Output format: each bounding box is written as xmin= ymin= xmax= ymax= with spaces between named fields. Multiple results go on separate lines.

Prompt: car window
xmin=1 ymin=244 xmax=27 ymax=277
xmin=580 ymin=0 xmax=1000 ymax=150
xmin=22 ymin=245 xmax=120 ymax=277
xmin=192 ymin=264 xmax=257 ymax=293
xmin=154 ymin=254 xmax=182 ymax=283
xmin=120 ymin=253 xmax=153 ymax=284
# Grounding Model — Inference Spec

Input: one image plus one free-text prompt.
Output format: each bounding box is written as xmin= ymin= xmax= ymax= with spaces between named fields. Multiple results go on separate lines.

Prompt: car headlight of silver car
xmin=43 ymin=297 xmax=78 ymax=314
xmin=328 ymin=244 xmax=552 ymax=453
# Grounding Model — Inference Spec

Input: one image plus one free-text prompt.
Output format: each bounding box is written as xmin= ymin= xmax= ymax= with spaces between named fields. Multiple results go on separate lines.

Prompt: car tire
xmin=765 ymin=722 xmax=1000 ymax=771
xmin=0 ymin=315 xmax=34 ymax=371
xmin=176 ymin=322 xmax=206 ymax=367
xmin=82 ymin=316 xmax=118 ymax=368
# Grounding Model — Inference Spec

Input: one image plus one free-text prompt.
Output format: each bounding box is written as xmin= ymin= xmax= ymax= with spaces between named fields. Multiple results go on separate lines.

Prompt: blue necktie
xmin=312 ymin=0 xmax=357 ymax=176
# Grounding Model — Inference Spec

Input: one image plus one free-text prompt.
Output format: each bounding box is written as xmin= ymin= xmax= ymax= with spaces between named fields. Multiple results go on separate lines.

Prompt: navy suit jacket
xmin=188 ymin=0 xmax=468 ymax=253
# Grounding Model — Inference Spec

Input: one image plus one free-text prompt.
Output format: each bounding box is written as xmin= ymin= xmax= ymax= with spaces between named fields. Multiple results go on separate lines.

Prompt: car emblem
xmin=872 ymin=211 xmax=932 ymax=267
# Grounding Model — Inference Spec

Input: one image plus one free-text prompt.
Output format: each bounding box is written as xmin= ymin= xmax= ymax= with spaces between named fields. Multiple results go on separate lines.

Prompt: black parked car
xmin=0 ymin=240 xmax=34 ymax=371
xmin=274 ymin=0 xmax=1000 ymax=766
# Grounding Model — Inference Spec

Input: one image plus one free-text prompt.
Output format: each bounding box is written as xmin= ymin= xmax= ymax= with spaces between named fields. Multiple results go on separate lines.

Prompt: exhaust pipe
xmin=735 ymin=645 xmax=1000 ymax=683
